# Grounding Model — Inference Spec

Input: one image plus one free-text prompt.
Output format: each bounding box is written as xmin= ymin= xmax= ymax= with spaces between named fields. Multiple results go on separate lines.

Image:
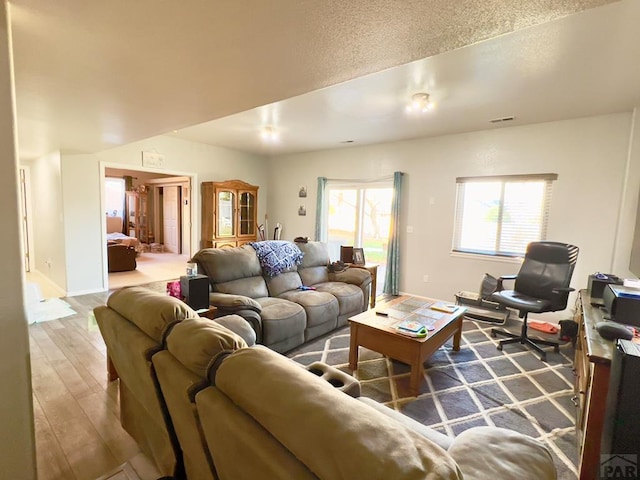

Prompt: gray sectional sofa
xmin=191 ymin=240 xmax=372 ymax=353
xmin=94 ymin=286 xmax=557 ymax=480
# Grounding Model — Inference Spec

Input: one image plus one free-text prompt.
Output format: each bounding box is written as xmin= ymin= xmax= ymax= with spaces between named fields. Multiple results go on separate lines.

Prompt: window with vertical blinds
xmin=452 ymin=174 xmax=557 ymax=257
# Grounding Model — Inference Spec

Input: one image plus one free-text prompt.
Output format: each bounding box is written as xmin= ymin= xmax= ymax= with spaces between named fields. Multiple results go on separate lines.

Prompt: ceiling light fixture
xmin=406 ymin=92 xmax=435 ymax=113
xmin=260 ymin=125 xmax=280 ymax=142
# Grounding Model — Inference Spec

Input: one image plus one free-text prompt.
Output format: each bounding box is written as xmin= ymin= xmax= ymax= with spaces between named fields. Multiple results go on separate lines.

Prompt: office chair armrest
xmin=552 ymin=287 xmax=575 ymax=293
xmin=496 ymin=274 xmax=517 ymax=291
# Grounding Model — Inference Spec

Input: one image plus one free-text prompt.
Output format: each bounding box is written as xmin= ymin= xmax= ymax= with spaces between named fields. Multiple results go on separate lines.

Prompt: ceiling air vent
xmin=489 ymin=116 xmax=515 ymax=124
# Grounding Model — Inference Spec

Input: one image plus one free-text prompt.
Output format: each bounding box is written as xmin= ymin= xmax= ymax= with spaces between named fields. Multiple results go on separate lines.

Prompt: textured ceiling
xmin=9 ymin=0 xmax=622 ymax=160
xmin=175 ymin=0 xmax=640 ymax=156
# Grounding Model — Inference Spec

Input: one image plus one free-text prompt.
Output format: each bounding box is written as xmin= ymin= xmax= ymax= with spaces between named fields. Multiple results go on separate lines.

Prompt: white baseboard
xmin=65 ymin=286 xmax=107 ymax=297
xmin=28 ymin=269 xmax=67 ymax=298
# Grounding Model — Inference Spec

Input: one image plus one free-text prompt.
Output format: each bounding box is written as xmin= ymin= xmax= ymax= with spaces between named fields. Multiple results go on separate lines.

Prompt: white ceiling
xmin=9 ymin=0 xmax=636 ymax=160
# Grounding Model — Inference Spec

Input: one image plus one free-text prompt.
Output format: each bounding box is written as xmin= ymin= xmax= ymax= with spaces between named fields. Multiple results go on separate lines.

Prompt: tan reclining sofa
xmin=95 ymin=287 xmax=557 ymax=480
xmin=191 ymin=240 xmax=372 ymax=353
xmin=94 ymin=286 xmax=254 ymax=478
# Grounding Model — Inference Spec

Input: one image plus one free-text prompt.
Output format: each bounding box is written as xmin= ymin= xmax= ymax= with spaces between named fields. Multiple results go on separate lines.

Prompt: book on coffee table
xmin=430 ymin=302 xmax=458 ymax=314
xmin=396 ymin=319 xmax=427 ymax=337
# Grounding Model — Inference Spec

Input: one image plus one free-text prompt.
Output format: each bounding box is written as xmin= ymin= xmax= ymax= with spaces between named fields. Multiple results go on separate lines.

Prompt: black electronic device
xmin=603 ymin=284 xmax=640 ymax=328
xmin=587 ymin=273 xmax=623 ymax=299
xmin=595 ymin=321 xmax=634 ymax=341
xmin=180 ymin=274 xmax=210 ymax=310
xmin=601 ymin=339 xmax=640 ymax=456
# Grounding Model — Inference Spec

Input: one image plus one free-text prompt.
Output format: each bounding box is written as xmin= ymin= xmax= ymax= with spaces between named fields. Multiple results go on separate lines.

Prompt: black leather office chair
xmin=490 ymin=241 xmax=579 ymax=361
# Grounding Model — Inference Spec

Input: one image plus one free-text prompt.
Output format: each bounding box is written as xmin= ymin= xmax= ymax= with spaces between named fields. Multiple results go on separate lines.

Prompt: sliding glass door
xmin=326 ymin=183 xmax=392 ymax=296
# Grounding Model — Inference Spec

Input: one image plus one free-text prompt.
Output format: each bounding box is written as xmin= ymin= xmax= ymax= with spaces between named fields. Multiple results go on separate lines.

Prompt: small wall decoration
xmin=298 ymin=186 xmax=307 ymax=198
xmin=298 ymin=205 xmax=306 ymax=216
xmin=142 ymin=151 xmax=165 ymax=168
xmin=352 ymin=247 xmax=366 ymax=265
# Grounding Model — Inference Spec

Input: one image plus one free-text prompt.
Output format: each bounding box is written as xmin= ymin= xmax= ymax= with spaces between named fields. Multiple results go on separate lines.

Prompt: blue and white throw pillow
xmin=250 ymin=241 xmax=304 ymax=277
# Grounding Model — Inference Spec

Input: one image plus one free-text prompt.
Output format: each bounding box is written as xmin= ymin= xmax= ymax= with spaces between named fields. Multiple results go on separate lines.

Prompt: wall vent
xmin=489 ymin=116 xmax=515 ymax=124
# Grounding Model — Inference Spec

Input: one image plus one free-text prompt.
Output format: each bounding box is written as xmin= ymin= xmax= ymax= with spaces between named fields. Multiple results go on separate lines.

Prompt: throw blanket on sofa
xmin=250 ymin=241 xmax=304 ymax=277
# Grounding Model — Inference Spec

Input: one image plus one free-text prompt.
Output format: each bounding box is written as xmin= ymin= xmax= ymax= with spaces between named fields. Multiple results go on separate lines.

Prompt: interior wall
xmin=27 ymin=151 xmax=67 ymax=291
xmin=268 ymin=113 xmax=633 ymax=319
xmin=58 ymin=135 xmax=268 ymax=295
xmin=0 ymin=1 xmax=36 ymax=477
xmin=615 ymin=107 xmax=640 ymax=277
xmin=61 ymin=154 xmax=105 ymax=295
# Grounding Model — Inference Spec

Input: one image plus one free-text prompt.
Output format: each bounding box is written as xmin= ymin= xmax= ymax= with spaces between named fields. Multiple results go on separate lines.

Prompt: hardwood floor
xmin=30 ymin=291 xmax=160 ymax=480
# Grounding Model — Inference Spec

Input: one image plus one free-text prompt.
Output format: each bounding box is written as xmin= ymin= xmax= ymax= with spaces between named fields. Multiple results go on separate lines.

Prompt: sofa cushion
xmin=297 ymin=242 xmax=331 ymax=285
xmin=313 ymin=282 xmax=363 ymax=316
xmin=447 ymin=426 xmax=556 ymax=480
xmin=165 ymin=318 xmax=247 ymax=379
xmin=195 ymin=387 xmax=318 ymax=480
xmin=255 ymin=297 xmax=306 ymax=353
xmin=192 ymin=245 xmax=264 ymax=284
xmin=298 ymin=265 xmax=330 ymax=286
xmin=278 ymin=290 xmax=339 ymax=329
xmin=214 ymin=346 xmax=462 ymax=480
xmin=265 ymin=270 xmax=303 ymax=298
xmin=296 ymin=241 xmax=331 ymax=268
xmin=107 ymin=286 xmax=197 ymax=343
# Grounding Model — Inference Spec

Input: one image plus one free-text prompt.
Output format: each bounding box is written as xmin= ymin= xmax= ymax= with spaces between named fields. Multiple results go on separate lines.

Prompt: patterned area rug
xmin=287 ymin=317 xmax=578 ymax=479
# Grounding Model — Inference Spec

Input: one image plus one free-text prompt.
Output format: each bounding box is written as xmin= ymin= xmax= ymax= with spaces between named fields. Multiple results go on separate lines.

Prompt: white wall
xmin=613 ymin=107 xmax=640 ymax=277
xmin=28 ymin=151 xmax=67 ymax=291
xmin=0 ymin=2 xmax=36 ymax=477
xmin=61 ymin=154 xmax=105 ymax=295
xmin=59 ymin=135 xmax=268 ymax=295
xmin=268 ymin=113 xmax=634 ymax=319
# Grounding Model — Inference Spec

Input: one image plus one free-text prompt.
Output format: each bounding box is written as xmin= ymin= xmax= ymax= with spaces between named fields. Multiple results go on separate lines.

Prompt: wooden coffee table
xmin=348 ymin=294 xmax=466 ymax=396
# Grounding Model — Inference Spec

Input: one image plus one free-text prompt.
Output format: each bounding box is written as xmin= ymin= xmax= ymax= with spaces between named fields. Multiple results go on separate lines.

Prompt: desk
xmin=349 ymin=263 xmax=378 ymax=308
xmin=575 ymin=290 xmax=613 ymax=480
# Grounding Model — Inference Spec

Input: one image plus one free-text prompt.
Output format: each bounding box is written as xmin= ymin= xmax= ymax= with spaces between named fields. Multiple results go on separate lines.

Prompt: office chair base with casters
xmin=490 ymin=319 xmax=560 ymax=362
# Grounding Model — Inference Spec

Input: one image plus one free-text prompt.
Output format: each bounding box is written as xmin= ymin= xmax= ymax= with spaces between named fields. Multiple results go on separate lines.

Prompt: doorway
xmin=19 ymin=167 xmax=33 ymax=272
xmin=103 ymin=166 xmax=195 ymax=289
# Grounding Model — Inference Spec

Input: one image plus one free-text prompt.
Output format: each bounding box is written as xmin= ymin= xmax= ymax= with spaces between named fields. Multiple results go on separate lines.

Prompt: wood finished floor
xmin=30 ymin=291 xmax=160 ymax=480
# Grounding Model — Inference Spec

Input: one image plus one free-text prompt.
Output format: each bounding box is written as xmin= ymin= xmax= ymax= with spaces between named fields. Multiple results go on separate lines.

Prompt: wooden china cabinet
xmin=201 ymin=180 xmax=258 ymax=249
xmin=125 ymin=189 xmax=149 ymax=244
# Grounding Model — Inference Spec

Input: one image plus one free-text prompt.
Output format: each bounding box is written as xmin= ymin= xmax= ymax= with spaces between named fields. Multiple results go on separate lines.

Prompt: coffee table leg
xmin=349 ymin=323 xmax=359 ymax=371
xmin=452 ymin=318 xmax=463 ymax=352
xmin=409 ymin=364 xmax=423 ymax=397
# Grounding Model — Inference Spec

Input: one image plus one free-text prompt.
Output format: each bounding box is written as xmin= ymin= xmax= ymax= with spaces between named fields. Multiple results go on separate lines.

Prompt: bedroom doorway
xmin=103 ymin=166 xmax=195 ymax=289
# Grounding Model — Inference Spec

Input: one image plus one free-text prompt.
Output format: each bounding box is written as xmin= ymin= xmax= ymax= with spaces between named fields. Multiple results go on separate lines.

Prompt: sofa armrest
xmin=213 ymin=314 xmax=257 ymax=347
xmin=305 ymin=362 xmax=361 ymax=398
xmin=330 ymin=268 xmax=373 ymax=310
xmin=447 ymin=427 xmax=556 ymax=480
xmin=209 ymin=306 xmax=263 ymax=344
xmin=209 ymin=292 xmax=262 ymax=313
xmin=329 ymin=268 xmax=372 ymax=287
xmin=357 ymin=397 xmax=453 ymax=451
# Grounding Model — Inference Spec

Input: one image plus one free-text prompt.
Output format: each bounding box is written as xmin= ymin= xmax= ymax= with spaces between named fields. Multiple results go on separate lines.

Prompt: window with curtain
xmin=325 ymin=182 xmax=393 ymax=294
xmin=452 ymin=173 xmax=557 ymax=257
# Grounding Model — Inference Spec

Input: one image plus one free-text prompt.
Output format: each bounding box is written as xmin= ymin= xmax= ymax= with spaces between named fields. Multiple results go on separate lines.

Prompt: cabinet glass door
xmin=139 ymin=193 xmax=148 ymax=243
xmin=239 ymin=191 xmax=255 ymax=236
xmin=127 ymin=193 xmax=137 ymax=238
xmin=217 ymin=190 xmax=235 ymax=237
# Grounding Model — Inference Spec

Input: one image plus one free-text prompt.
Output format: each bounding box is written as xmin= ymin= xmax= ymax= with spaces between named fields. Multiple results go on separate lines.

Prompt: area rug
xmin=287 ymin=317 xmax=578 ymax=480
